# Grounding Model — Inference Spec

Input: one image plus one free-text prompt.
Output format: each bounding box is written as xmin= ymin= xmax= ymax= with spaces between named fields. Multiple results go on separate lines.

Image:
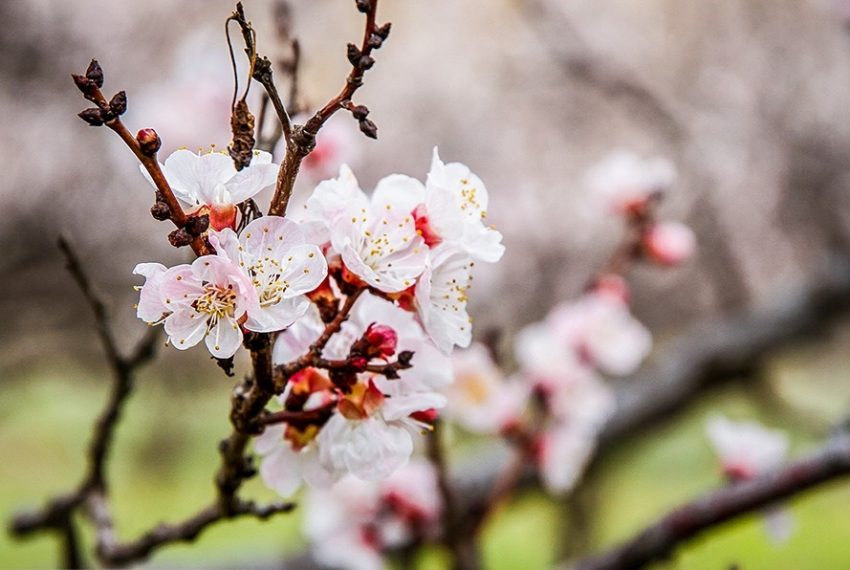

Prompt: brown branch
xmin=8 ymin=239 xmax=159 ymax=555
xmin=72 ymin=62 xmax=210 ymax=256
xmin=273 ymin=288 xmax=365 ymax=389
xmin=88 ymin=489 xmax=294 ymax=568
xmin=574 ymin=435 xmax=850 ymax=570
xmin=441 ymin=254 xmax=850 ymax=545
xmin=268 ymin=0 xmax=388 ymax=216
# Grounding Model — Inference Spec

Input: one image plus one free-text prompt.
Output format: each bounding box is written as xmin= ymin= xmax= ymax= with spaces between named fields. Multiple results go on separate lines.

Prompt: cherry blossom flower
xmin=546 ymin=292 xmax=652 ymax=377
xmin=304 ymin=165 xmax=428 ymax=292
xmin=444 ymin=343 xmax=527 ymax=434
xmin=584 ymin=149 xmax=675 ymax=216
xmin=642 ymin=221 xmax=696 ymax=266
xmin=371 ymin=148 xmax=504 ymax=262
xmin=141 ymin=148 xmax=279 ymax=231
xmin=254 ymin=422 xmax=337 ymax=498
xmin=152 ymin=255 xmax=256 ymax=358
xmin=413 ymin=245 xmax=474 ymax=354
xmin=211 ymin=216 xmax=327 ymax=332
xmin=304 ymin=460 xmax=442 ymax=570
xmin=705 ymin=415 xmax=793 ymax=541
xmin=514 ymin=316 xmax=617 ymax=494
xmin=317 ymin=379 xmax=445 ymax=481
xmin=305 ymin=476 xmax=385 ymax=570
xmin=705 ymin=415 xmax=789 ymax=481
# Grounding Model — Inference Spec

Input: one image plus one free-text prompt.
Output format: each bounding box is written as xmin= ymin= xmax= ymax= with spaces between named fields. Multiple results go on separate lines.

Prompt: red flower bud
xmin=136 ymin=128 xmax=162 ymax=156
xmin=364 ymin=323 xmax=397 ymax=359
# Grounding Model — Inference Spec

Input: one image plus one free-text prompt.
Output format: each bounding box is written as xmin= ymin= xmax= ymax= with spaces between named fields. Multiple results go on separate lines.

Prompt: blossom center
xmin=193 ymin=283 xmax=237 ymax=320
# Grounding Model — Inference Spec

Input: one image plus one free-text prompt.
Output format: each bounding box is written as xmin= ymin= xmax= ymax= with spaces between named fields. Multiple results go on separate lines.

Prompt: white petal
xmin=204 ymin=316 xmax=243 ymax=358
xmin=163 ymin=310 xmax=207 ymax=350
xmin=225 ymin=162 xmax=279 ymax=203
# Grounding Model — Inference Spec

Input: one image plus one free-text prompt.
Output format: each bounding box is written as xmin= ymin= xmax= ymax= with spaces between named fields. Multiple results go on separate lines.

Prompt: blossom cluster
xmin=134 ymin=146 xmax=503 ymax=491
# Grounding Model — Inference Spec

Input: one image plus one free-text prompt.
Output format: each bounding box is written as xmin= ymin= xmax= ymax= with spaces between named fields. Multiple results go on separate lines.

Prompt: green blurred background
xmin=4 ymin=321 xmax=850 ymax=568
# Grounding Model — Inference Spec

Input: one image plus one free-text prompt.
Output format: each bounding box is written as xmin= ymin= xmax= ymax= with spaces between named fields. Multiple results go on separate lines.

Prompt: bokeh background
xmin=3 ymin=0 xmax=850 ymax=568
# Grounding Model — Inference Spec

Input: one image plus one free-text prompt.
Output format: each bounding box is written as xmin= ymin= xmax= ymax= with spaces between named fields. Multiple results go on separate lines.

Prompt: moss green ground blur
xmin=3 ymin=324 xmax=850 ymax=569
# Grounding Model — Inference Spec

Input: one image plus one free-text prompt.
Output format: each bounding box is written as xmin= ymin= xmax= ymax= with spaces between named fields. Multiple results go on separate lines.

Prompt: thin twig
xmin=574 ymin=435 xmax=850 ymax=570
xmin=268 ymin=0 xmax=387 ymax=216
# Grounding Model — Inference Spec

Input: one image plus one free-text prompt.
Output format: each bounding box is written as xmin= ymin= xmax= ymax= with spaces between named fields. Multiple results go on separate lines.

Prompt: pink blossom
xmin=584 ymin=150 xmax=675 ymax=216
xmin=156 ymin=255 xmax=256 ymax=358
xmin=642 ymin=221 xmax=696 ymax=266
xmin=546 ymin=293 xmax=652 ymax=377
xmin=444 ymin=343 xmax=527 ymax=434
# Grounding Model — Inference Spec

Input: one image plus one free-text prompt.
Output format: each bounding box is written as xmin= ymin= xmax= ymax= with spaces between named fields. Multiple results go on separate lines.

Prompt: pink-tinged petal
xmin=272 ymin=307 xmax=324 ymax=364
xmin=225 ymin=162 xmax=279 ymax=203
xmin=305 ymin=164 xmax=368 ymax=226
xmin=209 ymin=228 xmax=241 ymax=264
xmin=537 ymin=425 xmax=596 ymax=494
xmin=244 ymin=296 xmax=310 ymax=333
xmin=259 ymin=443 xmax=304 ymax=498
xmin=240 ymin=216 xmax=306 ymax=261
xmin=159 ymin=265 xmax=204 ymax=311
xmin=372 ymin=174 xmax=425 ymax=213
xmin=278 ymin=244 xmax=328 ymax=296
xmin=163 ymin=310 xmax=207 ymax=350
xmin=205 ymin=315 xmax=243 ymax=358
xmin=381 ymin=392 xmax=446 ymax=421
xmin=133 ymin=262 xmax=168 ymax=323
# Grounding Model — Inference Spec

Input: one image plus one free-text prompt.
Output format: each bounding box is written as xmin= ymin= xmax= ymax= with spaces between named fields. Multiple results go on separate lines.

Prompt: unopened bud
xmin=184 ymin=214 xmax=210 ymax=237
xmin=642 ymin=222 xmax=696 ymax=266
xmin=397 ymin=350 xmax=414 ymax=367
xmin=364 ymin=323 xmax=397 ymax=359
xmin=136 ymin=128 xmax=162 ymax=156
xmin=346 ymin=43 xmax=362 ymax=66
xmin=78 ymin=108 xmax=104 ymax=126
xmin=367 ymin=33 xmax=383 ymax=49
xmin=355 ymin=0 xmax=370 ymax=13
xmin=108 ymin=90 xmax=127 ymax=116
xmin=85 ymin=59 xmax=104 ymax=88
xmin=351 ymin=104 xmax=369 ymax=120
xmin=375 ymin=22 xmax=392 ymax=40
xmin=150 ymin=201 xmax=171 ymax=221
xmin=358 ymin=55 xmax=375 ymax=70
xmin=72 ymin=74 xmax=91 ymax=93
xmin=167 ymin=228 xmax=194 ymax=248
xmin=359 ymin=118 xmax=378 ymax=139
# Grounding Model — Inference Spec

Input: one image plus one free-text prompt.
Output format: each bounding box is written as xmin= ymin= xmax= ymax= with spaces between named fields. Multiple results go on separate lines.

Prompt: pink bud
xmin=642 ymin=222 xmax=695 ymax=266
xmin=364 ymin=323 xmax=398 ymax=359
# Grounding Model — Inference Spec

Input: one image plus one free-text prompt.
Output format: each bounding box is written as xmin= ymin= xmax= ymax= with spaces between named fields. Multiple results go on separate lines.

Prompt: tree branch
xmin=573 ymin=435 xmax=850 ymax=570
xmin=268 ymin=0 xmax=388 ymax=216
xmin=72 ymin=62 xmax=211 ymax=256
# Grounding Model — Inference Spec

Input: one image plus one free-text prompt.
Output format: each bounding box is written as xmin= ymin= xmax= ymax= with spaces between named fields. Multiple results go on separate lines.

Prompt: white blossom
xmin=211 ymin=216 xmax=327 ymax=333
xmin=414 ymin=245 xmax=474 ymax=354
xmin=153 ymin=255 xmax=256 ymax=358
xmin=444 ymin=343 xmax=526 ymax=434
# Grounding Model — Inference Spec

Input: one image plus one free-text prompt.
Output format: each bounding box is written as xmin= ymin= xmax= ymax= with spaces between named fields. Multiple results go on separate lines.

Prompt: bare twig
xmin=72 ymin=62 xmax=211 ymax=255
xmin=88 ymin=489 xmax=294 ymax=567
xmin=574 ymin=435 xmax=850 ymax=570
xmin=9 ymin=238 xmax=159 ymax=561
xmin=268 ymin=0 xmax=388 ymax=216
